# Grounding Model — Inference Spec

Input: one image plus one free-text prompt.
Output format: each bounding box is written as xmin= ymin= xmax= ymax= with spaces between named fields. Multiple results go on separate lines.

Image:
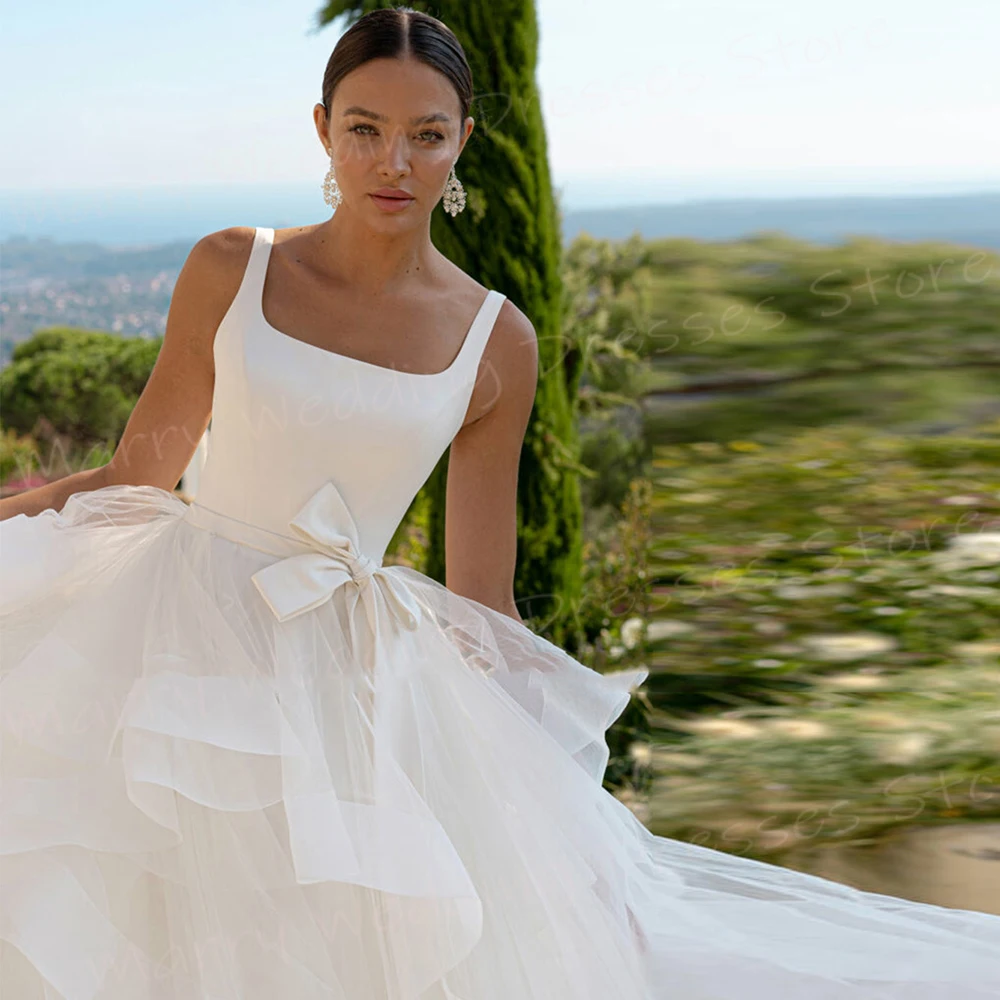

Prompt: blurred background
xmin=2 ymin=0 xmax=998 ymax=912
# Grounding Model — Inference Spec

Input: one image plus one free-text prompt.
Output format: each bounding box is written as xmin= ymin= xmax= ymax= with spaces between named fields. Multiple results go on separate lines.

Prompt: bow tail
xmin=383 ymin=580 xmax=423 ymax=633
xmin=351 ymin=577 xmax=424 ymax=672
xmin=348 ymin=583 xmax=377 ymax=675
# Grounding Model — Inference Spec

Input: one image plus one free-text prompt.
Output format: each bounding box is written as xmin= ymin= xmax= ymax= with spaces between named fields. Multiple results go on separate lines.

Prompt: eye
xmin=348 ymin=123 xmax=445 ymax=143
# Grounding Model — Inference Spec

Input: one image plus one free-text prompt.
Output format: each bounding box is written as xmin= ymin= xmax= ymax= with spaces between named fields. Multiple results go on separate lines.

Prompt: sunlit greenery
xmin=639 ymin=420 xmax=999 ymax=857
xmin=563 ymin=232 xmax=1000 ymax=855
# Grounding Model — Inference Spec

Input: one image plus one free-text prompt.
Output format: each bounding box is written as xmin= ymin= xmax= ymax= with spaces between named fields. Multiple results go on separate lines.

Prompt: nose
xmin=377 ymin=127 xmax=411 ymax=174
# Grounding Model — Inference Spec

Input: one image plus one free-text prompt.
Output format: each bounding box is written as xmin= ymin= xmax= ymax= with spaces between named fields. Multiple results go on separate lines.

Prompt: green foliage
xmin=904 ymin=433 xmax=1000 ymax=469
xmin=643 ymin=419 xmax=1000 ymax=856
xmin=649 ymin=420 xmax=1000 ymax=682
xmin=1 ymin=327 xmax=159 ymax=447
xmin=579 ymin=420 xmax=648 ymax=511
xmin=534 ymin=477 xmax=655 ymax=655
xmin=560 ymin=232 xmax=653 ymax=412
xmin=641 ymin=237 xmax=1000 ymax=404
xmin=597 ymin=232 xmax=1000 ymax=834
xmin=0 ymin=427 xmax=39 ymax=482
xmin=647 ymin=658 xmax=1000 ymax=862
xmin=559 ymin=232 xmax=655 ymax=517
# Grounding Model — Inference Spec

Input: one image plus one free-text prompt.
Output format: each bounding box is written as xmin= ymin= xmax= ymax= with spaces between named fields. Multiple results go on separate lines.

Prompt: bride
xmin=3 ymin=6 xmax=1000 ymax=999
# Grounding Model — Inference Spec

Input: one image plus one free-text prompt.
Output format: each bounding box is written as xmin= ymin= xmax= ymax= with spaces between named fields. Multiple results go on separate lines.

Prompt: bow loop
xmin=250 ymin=481 xmax=422 ymax=634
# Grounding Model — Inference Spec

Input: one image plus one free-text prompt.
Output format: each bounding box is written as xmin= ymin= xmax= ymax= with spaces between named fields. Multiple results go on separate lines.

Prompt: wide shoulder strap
xmin=213 ymin=227 xmax=274 ymax=361
xmin=455 ymin=290 xmax=506 ymax=378
xmin=243 ymin=226 xmax=274 ymax=299
xmin=221 ymin=226 xmax=273 ymax=323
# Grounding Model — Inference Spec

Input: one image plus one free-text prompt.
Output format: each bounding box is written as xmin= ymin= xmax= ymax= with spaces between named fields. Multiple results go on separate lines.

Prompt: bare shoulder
xmin=189 ymin=225 xmax=256 ymax=296
xmin=168 ymin=226 xmax=256 ymax=359
xmin=488 ymin=296 xmax=538 ymax=383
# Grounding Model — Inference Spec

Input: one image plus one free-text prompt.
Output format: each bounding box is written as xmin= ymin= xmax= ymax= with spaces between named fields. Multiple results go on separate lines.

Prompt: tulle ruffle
xmin=1 ymin=484 xmax=649 ymax=999
xmin=3 ymin=484 xmax=1000 ymax=1000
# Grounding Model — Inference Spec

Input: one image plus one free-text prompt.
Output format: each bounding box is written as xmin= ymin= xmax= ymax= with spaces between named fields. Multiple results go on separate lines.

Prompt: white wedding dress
xmin=2 ymin=226 xmax=999 ymax=1000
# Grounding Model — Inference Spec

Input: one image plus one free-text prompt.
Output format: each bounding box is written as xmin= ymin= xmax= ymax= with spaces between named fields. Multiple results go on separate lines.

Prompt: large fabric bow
xmin=250 ymin=481 xmax=422 ymax=637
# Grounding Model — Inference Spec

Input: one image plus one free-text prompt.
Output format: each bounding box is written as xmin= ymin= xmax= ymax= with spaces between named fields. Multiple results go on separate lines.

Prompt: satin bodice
xmin=184 ymin=226 xmax=506 ymax=574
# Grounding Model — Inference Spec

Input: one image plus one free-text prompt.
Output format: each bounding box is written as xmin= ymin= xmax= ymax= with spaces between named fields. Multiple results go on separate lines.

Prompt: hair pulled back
xmin=320 ymin=7 xmax=473 ymax=125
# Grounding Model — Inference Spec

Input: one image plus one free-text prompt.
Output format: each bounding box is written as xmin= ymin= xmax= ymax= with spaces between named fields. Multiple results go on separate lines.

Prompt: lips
xmin=369 ymin=190 xmax=416 ymax=212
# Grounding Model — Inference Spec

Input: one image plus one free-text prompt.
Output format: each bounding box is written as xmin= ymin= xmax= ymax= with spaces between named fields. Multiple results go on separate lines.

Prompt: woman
xmin=2 ymin=7 xmax=999 ymax=999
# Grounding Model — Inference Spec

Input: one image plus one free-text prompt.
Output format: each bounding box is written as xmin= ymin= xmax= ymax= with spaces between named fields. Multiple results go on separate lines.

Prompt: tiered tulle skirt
xmin=2 ymin=485 xmax=1000 ymax=999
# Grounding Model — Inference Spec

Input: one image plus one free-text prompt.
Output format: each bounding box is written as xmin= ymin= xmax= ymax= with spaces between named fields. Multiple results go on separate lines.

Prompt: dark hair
xmin=320 ymin=7 xmax=473 ymax=126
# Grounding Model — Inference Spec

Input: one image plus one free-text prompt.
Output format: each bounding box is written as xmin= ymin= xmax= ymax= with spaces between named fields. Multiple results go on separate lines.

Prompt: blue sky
xmin=2 ymin=0 xmax=998 ymax=205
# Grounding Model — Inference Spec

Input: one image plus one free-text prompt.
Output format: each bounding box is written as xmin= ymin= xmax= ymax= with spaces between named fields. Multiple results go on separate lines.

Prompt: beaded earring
xmin=322 ymin=149 xmax=343 ymax=210
xmin=442 ymin=163 xmax=466 ymax=217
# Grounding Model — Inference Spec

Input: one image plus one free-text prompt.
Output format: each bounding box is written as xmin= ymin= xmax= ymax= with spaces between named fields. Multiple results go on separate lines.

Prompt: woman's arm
xmin=445 ymin=299 xmax=539 ymax=621
xmin=0 ymin=228 xmax=253 ymax=521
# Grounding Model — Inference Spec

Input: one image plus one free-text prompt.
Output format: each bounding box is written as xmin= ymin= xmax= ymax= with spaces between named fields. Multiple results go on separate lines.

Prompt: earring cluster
xmin=321 ymin=148 xmax=466 ymax=216
xmin=441 ymin=163 xmax=466 ymax=217
xmin=322 ymin=148 xmax=343 ymax=210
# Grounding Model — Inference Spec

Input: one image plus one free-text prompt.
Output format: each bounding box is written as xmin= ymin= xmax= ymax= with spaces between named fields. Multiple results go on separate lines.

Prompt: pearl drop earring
xmin=442 ymin=163 xmax=466 ymax=217
xmin=322 ymin=148 xmax=342 ymax=210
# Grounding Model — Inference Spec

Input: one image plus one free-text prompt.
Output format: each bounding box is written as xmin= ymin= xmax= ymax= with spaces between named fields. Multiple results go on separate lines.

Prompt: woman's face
xmin=314 ymin=56 xmax=472 ymax=223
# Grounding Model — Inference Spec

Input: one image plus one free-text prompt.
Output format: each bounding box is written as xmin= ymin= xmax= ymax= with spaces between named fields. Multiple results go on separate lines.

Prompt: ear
xmin=313 ymin=103 xmax=330 ymax=144
xmin=458 ymin=116 xmax=475 ymax=154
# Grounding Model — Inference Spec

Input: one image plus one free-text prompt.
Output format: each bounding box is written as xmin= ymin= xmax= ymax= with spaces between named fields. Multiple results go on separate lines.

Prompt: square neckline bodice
xmin=255 ymin=226 xmax=502 ymax=380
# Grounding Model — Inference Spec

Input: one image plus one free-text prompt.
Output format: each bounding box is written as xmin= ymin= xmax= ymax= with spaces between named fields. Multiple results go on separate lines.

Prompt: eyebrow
xmin=341 ymin=105 xmax=452 ymax=125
